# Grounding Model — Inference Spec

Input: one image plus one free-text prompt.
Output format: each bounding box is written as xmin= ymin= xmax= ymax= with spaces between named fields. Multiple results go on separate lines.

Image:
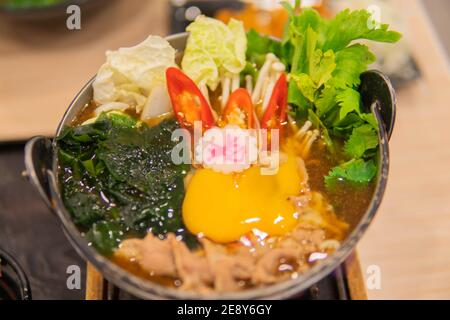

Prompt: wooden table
xmin=0 ymin=0 xmax=169 ymax=141
xmin=358 ymin=0 xmax=450 ymax=300
xmin=1 ymin=0 xmax=450 ymax=299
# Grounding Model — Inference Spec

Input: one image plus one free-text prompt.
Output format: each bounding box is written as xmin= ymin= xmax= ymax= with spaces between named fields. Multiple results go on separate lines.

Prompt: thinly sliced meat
xmin=170 ymin=235 xmax=213 ymax=291
xmin=113 ymin=224 xmax=333 ymax=292
xmin=290 ymin=228 xmax=325 ymax=253
xmin=138 ymin=233 xmax=177 ymax=277
xmin=252 ymin=248 xmax=300 ymax=285
xmin=202 ymin=239 xmax=255 ymax=292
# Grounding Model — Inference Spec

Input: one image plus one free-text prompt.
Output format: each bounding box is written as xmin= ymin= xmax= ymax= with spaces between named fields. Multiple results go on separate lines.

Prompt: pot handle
xmin=360 ymin=70 xmax=397 ymax=140
xmin=24 ymin=136 xmax=54 ymax=210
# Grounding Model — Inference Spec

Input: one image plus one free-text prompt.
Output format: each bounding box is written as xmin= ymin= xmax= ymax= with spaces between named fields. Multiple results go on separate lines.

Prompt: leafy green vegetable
xmin=246 ymin=29 xmax=282 ymax=67
xmin=58 ymin=114 xmax=194 ymax=254
xmin=344 ymin=124 xmax=379 ymax=159
xmin=87 ymin=221 xmax=124 ymax=255
xmin=332 ymin=44 xmax=376 ymax=88
xmin=182 ymin=15 xmax=247 ymax=91
xmin=325 ymin=159 xmax=377 ymax=188
xmin=269 ymin=4 xmax=401 ymax=188
xmin=336 ymin=88 xmax=361 ymax=120
xmin=92 ymin=36 xmax=176 ymax=112
xmin=320 ymin=9 xmax=402 ymax=52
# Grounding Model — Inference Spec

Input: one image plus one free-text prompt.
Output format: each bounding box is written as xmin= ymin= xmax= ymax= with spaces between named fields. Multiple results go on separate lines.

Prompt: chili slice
xmin=260 ymin=74 xmax=288 ymax=130
xmin=221 ymin=88 xmax=255 ymax=129
xmin=166 ymin=67 xmax=215 ymax=131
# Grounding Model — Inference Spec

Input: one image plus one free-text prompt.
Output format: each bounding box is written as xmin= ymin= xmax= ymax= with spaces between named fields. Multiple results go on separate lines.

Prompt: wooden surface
xmin=85 ymin=263 xmax=104 ymax=300
xmin=344 ymin=251 xmax=368 ymax=300
xmin=0 ymin=0 xmax=169 ymax=141
xmin=358 ymin=0 xmax=450 ymax=300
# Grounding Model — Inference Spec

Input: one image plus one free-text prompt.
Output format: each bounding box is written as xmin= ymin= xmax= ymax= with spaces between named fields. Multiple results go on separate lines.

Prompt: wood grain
xmin=85 ymin=263 xmax=104 ymax=300
xmin=0 ymin=0 xmax=169 ymax=141
xmin=344 ymin=251 xmax=368 ymax=300
xmin=358 ymin=0 xmax=450 ymax=300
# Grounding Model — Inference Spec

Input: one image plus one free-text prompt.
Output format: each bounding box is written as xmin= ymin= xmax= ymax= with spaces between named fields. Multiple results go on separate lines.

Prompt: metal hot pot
xmin=24 ymin=33 xmax=396 ymax=300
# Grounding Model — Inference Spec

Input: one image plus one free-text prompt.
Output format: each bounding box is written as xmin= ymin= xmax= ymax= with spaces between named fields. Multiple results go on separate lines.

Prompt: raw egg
xmin=182 ymin=153 xmax=304 ymax=243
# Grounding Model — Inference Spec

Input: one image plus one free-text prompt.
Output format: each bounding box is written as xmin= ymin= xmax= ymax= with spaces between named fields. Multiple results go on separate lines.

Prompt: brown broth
xmin=111 ymin=255 xmax=179 ymax=288
xmin=305 ymin=136 xmax=375 ymax=229
xmin=71 ymin=101 xmax=141 ymax=126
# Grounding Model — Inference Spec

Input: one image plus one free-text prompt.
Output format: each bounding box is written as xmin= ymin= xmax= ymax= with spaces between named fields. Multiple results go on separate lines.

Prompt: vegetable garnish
xmin=166 ymin=67 xmax=215 ymax=132
xmin=221 ymin=88 xmax=255 ymax=129
xmin=260 ymin=73 xmax=288 ymax=130
xmin=181 ymin=15 xmax=247 ymax=98
xmin=247 ymin=3 xmax=401 ymax=187
xmin=325 ymin=159 xmax=377 ymax=188
xmin=93 ymin=36 xmax=176 ymax=113
xmin=58 ymin=114 xmax=194 ymax=254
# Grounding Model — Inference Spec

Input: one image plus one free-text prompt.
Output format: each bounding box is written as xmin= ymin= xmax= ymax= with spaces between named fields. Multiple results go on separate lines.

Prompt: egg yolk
xmin=182 ymin=154 xmax=304 ymax=243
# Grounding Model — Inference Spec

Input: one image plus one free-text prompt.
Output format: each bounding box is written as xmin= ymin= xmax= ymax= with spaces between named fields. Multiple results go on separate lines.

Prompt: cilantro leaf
xmin=321 ymin=9 xmax=402 ymax=52
xmin=333 ymin=44 xmax=376 ymax=88
xmin=325 ymin=159 xmax=377 ymax=188
xmin=291 ymin=73 xmax=316 ymax=102
xmin=331 ymin=113 xmax=365 ymax=137
xmin=315 ymin=85 xmax=337 ymax=117
xmin=308 ymin=110 xmax=333 ymax=151
xmin=360 ymin=113 xmax=378 ymax=130
xmin=336 ymin=88 xmax=361 ymax=120
xmin=288 ymin=79 xmax=311 ymax=118
xmin=246 ymin=29 xmax=281 ymax=66
xmin=310 ymin=49 xmax=336 ymax=87
xmin=344 ymin=124 xmax=379 ymax=159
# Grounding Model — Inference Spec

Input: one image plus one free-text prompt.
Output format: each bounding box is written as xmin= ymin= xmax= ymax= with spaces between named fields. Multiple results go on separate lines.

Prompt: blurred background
xmin=0 ymin=0 xmax=449 ymax=299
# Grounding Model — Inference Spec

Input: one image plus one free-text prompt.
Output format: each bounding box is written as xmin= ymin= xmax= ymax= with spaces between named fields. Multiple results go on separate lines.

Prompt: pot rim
xmin=46 ymin=32 xmax=391 ymax=300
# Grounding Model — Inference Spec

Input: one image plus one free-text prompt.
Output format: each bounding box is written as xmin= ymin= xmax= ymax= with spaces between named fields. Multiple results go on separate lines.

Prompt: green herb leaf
xmin=291 ymin=73 xmax=316 ymax=102
xmin=344 ymin=124 xmax=379 ymax=159
xmin=332 ymin=44 xmax=376 ymax=89
xmin=325 ymin=159 xmax=377 ymax=188
xmin=308 ymin=110 xmax=333 ymax=151
xmin=246 ymin=29 xmax=281 ymax=67
xmin=321 ymin=9 xmax=402 ymax=52
xmin=336 ymin=88 xmax=361 ymax=120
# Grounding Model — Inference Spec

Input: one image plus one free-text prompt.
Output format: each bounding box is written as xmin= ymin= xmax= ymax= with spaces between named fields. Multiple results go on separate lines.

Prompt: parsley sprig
xmin=246 ymin=3 xmax=401 ymax=187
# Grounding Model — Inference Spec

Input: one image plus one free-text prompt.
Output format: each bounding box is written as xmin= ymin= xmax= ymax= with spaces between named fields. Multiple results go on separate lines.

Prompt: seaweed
xmin=57 ymin=113 xmax=194 ymax=254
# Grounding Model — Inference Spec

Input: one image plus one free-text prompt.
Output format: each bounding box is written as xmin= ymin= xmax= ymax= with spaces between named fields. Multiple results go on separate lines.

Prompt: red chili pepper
xmin=260 ymin=74 xmax=288 ymax=131
xmin=166 ymin=67 xmax=215 ymax=131
xmin=222 ymin=88 xmax=255 ymax=129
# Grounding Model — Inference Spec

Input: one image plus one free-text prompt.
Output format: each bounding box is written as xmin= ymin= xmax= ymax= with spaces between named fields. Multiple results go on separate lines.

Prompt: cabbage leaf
xmin=181 ymin=16 xmax=247 ymax=91
xmin=93 ymin=36 xmax=176 ymax=112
